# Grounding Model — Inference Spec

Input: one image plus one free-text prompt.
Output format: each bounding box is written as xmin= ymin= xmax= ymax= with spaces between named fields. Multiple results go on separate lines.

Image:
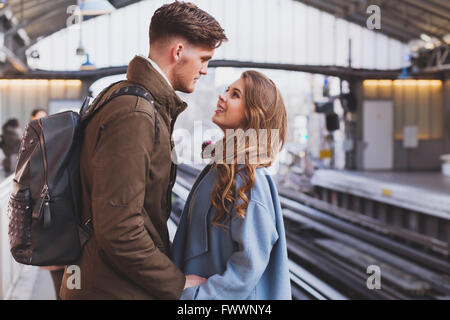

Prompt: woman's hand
xmin=184 ymin=274 xmax=207 ymax=289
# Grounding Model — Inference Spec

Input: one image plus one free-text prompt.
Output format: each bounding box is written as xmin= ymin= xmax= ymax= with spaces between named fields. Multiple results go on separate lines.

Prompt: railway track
xmin=174 ymin=164 xmax=450 ymax=300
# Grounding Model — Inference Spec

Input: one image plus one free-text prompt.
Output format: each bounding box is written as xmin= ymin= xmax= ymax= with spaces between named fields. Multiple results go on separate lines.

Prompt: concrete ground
xmin=8 ymin=266 xmax=56 ymax=300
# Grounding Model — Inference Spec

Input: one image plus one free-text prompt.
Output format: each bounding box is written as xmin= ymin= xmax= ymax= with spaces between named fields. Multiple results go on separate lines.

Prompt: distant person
xmin=0 ymin=119 xmax=21 ymax=176
xmin=172 ymin=71 xmax=292 ymax=299
xmin=31 ymin=108 xmax=47 ymax=120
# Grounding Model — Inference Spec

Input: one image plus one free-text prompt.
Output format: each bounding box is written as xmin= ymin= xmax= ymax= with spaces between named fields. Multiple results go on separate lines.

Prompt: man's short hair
xmin=150 ymin=1 xmax=227 ymax=49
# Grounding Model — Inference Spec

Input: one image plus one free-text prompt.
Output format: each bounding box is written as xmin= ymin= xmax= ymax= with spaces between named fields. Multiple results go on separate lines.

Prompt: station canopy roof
xmin=2 ymin=1 xmax=140 ymax=43
xmin=0 ymin=0 xmax=449 ymax=76
xmin=294 ymin=0 xmax=450 ymax=42
xmin=0 ymin=0 xmax=140 ymax=72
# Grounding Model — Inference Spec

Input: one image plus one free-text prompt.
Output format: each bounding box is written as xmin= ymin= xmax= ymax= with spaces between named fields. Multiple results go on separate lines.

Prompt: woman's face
xmin=212 ymin=77 xmax=247 ymax=131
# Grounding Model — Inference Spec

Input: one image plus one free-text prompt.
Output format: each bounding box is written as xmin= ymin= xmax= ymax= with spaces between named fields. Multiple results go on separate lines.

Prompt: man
xmin=60 ymin=1 xmax=227 ymax=300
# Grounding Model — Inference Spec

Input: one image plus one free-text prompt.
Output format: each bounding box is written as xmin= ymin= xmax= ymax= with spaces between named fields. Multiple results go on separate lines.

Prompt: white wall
xmin=27 ymin=0 xmax=409 ymax=71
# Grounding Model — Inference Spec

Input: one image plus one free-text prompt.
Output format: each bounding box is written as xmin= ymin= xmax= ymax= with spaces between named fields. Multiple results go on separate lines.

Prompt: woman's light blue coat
xmin=171 ymin=165 xmax=291 ymax=300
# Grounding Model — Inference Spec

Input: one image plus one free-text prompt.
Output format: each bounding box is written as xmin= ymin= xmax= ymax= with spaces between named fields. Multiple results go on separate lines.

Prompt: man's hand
xmin=184 ymin=274 xmax=207 ymax=289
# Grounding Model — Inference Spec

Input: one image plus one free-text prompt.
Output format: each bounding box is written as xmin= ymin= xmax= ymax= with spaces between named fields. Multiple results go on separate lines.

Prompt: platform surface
xmin=311 ymin=170 xmax=450 ymax=220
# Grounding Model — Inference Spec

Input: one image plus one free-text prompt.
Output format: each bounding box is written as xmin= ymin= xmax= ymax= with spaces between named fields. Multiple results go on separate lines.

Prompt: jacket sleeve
xmin=180 ymin=200 xmax=279 ymax=300
xmin=91 ymin=110 xmax=185 ymax=299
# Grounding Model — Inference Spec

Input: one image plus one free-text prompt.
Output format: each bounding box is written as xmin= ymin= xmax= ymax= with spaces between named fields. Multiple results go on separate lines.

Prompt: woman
xmin=172 ymin=70 xmax=291 ymax=300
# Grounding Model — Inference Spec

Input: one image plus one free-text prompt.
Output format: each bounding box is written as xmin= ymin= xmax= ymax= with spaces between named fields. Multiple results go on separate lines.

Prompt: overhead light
xmin=424 ymin=42 xmax=435 ymax=50
xmin=81 ymin=54 xmax=96 ymax=70
xmin=444 ymin=34 xmax=450 ymax=44
xmin=420 ymin=33 xmax=432 ymax=42
xmin=408 ymin=39 xmax=424 ymax=53
xmin=29 ymin=50 xmax=40 ymax=59
xmin=79 ymin=0 xmax=114 ymax=16
xmin=76 ymin=46 xmax=86 ymax=56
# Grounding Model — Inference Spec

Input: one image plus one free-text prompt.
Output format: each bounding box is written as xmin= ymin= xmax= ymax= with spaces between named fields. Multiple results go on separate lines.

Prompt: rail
xmin=176 ymin=164 xmax=450 ymax=300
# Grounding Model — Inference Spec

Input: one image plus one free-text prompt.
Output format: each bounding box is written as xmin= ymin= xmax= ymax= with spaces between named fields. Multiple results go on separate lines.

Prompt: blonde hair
xmin=209 ymin=70 xmax=287 ymax=228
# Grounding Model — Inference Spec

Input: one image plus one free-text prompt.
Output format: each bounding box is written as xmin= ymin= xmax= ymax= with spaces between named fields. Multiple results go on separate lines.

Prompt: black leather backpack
xmin=7 ymin=81 xmax=155 ymax=266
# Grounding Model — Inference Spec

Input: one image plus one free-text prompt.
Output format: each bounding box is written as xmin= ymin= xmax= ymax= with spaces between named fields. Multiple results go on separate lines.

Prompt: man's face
xmin=172 ymin=44 xmax=215 ymax=93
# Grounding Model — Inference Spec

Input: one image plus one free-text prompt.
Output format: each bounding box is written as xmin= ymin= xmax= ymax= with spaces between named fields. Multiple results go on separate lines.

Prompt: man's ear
xmin=170 ymin=42 xmax=184 ymax=63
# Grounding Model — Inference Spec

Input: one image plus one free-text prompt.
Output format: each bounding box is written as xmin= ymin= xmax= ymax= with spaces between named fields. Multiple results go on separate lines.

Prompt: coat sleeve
xmin=171 ymin=200 xmax=189 ymax=269
xmin=91 ymin=110 xmax=185 ymax=299
xmin=180 ymin=200 xmax=279 ymax=300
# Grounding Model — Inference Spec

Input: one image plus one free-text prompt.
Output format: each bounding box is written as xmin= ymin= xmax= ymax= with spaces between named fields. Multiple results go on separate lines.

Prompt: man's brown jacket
xmin=60 ymin=56 xmax=187 ymax=299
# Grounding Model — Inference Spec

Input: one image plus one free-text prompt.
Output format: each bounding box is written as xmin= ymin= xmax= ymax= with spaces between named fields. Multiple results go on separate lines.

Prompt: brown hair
xmin=210 ymin=71 xmax=287 ymax=228
xmin=149 ymin=1 xmax=227 ymax=49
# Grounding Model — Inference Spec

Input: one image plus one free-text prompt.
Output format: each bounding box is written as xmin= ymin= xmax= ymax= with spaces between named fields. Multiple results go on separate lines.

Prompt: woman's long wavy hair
xmin=209 ymin=70 xmax=287 ymax=228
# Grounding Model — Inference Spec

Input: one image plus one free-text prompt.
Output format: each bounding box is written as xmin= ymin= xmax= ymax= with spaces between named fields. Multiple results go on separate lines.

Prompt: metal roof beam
xmin=293 ymin=0 xmax=345 ymax=17
xmin=345 ymin=12 xmax=417 ymax=42
xmin=426 ymin=0 xmax=450 ymax=12
xmin=9 ymin=0 xmax=72 ymax=16
xmin=0 ymin=45 xmax=28 ymax=73
xmin=294 ymin=0 xmax=417 ymax=42
xmin=378 ymin=7 xmax=448 ymax=39
xmin=369 ymin=0 xmax=450 ymax=36
xmin=294 ymin=0 xmax=450 ymax=42
xmin=396 ymin=0 xmax=450 ymax=21
xmin=2 ymin=60 xmax=442 ymax=80
xmin=389 ymin=0 xmax=450 ymax=39
xmin=321 ymin=0 xmax=449 ymax=38
xmin=107 ymin=0 xmax=142 ymax=9
xmin=5 ymin=9 xmax=62 ymax=38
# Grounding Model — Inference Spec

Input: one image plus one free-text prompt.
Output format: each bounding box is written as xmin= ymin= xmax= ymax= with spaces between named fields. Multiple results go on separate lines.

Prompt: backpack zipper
xmin=38 ymin=120 xmax=49 ymax=197
xmin=35 ymin=120 xmax=51 ymax=227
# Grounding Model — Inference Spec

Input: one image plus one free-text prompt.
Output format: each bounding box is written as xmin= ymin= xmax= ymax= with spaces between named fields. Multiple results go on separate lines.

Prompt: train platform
xmin=7 ymin=266 xmax=56 ymax=300
xmin=311 ymin=170 xmax=450 ymax=220
xmin=4 ymin=219 xmax=180 ymax=300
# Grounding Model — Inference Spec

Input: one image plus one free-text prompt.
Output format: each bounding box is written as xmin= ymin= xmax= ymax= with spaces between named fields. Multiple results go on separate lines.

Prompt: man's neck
xmin=147 ymin=54 xmax=173 ymax=88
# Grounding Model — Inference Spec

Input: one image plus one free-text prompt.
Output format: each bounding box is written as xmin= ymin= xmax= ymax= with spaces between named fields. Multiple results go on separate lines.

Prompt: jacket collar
xmin=126 ymin=55 xmax=187 ymax=124
xmin=137 ymin=54 xmax=172 ymax=88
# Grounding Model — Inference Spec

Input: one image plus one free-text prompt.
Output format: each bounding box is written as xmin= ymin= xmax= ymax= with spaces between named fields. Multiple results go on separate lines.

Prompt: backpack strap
xmin=81 ymin=82 xmax=156 ymax=122
xmin=80 ymin=80 xmax=125 ymax=117
xmin=101 ymin=85 xmax=155 ymax=110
